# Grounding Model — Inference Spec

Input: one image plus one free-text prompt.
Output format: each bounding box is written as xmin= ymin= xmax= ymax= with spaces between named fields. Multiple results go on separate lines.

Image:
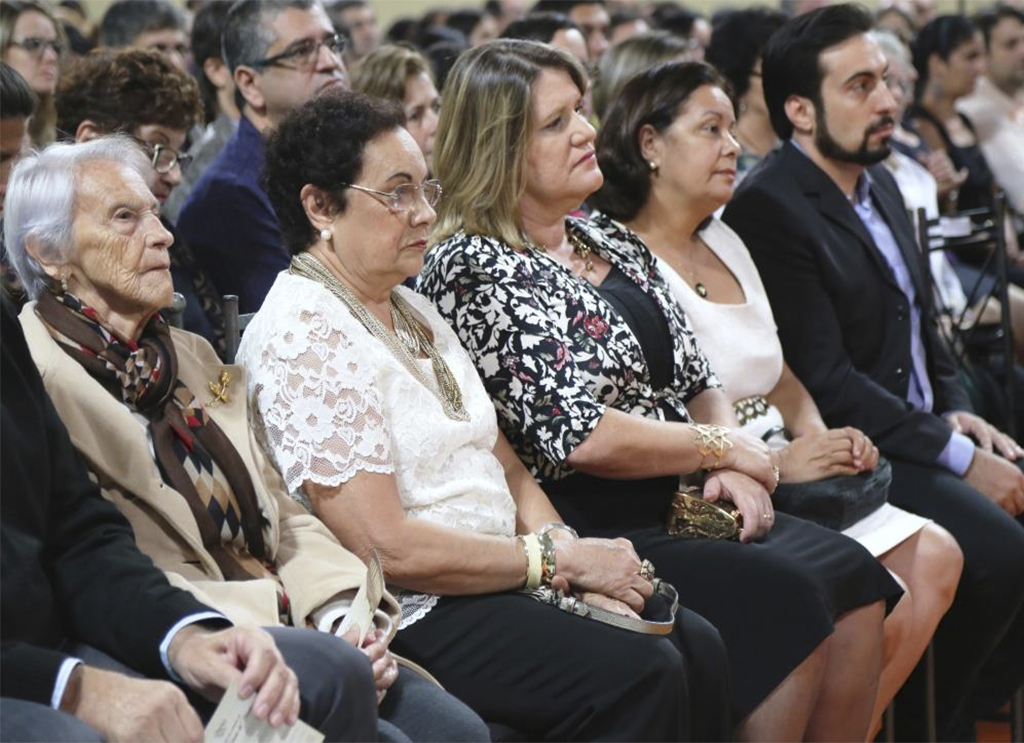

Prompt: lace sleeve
xmin=245 ymin=300 xmax=395 ymax=503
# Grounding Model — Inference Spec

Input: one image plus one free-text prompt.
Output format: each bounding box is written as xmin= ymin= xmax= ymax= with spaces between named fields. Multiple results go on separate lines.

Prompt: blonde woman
xmin=1 ymin=0 xmax=64 ymax=146
xmin=418 ymin=39 xmax=901 ymax=742
xmin=352 ymin=44 xmax=440 ymax=171
xmin=592 ymin=30 xmax=691 ymax=120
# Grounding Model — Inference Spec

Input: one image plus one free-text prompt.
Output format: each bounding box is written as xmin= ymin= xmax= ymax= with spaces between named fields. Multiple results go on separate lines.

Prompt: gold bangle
xmin=518 ymin=534 xmax=543 ymax=589
xmin=691 ymin=423 xmax=734 ymax=469
xmin=537 ymin=531 xmax=557 ymax=585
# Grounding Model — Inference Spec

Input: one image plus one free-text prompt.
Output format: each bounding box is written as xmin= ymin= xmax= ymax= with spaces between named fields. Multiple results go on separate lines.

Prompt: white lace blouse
xmin=238 ymin=272 xmax=517 ymax=627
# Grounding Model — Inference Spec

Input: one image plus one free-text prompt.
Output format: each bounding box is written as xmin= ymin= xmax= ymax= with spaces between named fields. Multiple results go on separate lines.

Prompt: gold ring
xmin=639 ymin=559 xmax=656 ymax=582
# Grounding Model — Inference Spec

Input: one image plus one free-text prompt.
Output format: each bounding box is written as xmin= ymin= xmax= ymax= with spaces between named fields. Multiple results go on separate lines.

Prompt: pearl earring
xmin=320 ymin=228 xmax=331 ymax=242
xmin=649 ymin=161 xmax=658 ymax=172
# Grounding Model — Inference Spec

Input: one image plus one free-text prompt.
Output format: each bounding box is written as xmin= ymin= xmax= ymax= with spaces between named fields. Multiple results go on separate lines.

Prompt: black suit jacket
xmin=0 ymin=298 xmax=218 ymax=706
xmin=722 ymin=141 xmax=972 ymax=466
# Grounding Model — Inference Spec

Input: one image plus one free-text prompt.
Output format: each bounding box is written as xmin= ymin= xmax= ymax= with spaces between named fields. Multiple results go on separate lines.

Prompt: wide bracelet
xmin=518 ymin=533 xmax=543 ymax=589
xmin=691 ymin=423 xmax=734 ymax=469
xmin=539 ymin=522 xmax=579 ymax=541
xmin=537 ymin=531 xmax=557 ymax=585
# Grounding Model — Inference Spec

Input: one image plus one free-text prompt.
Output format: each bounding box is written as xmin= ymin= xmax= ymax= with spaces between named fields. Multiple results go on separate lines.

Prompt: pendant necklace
xmin=687 ymin=237 xmax=708 ymax=298
xmin=528 ymin=224 xmax=594 ymax=273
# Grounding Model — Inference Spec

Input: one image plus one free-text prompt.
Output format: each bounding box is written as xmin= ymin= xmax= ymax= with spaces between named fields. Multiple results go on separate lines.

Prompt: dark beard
xmin=814 ymin=101 xmax=893 ymax=166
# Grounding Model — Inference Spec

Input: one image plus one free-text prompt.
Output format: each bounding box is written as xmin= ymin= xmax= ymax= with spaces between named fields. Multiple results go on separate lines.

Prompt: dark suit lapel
xmin=783 ymin=144 xmax=901 ymax=291
xmin=869 ymin=168 xmax=928 ymax=298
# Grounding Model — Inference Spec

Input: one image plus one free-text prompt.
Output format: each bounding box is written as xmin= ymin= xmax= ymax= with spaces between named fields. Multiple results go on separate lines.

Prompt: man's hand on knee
xmin=964 ymin=448 xmax=1024 ymax=516
xmin=61 ymin=666 xmax=203 ymax=743
xmin=168 ymin=624 xmax=301 ymax=728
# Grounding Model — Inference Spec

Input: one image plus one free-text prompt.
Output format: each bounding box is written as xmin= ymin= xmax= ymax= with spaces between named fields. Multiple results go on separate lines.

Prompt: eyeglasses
xmin=342 ymin=180 xmax=442 ymax=212
xmin=143 ymin=143 xmax=192 ymax=175
xmin=9 ymin=36 xmax=65 ymax=58
xmin=251 ymin=33 xmax=346 ymax=70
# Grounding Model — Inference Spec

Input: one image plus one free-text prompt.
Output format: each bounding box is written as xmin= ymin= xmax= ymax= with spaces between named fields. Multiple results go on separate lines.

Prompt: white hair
xmin=3 ymin=135 xmax=151 ymax=300
xmin=869 ymin=28 xmax=911 ymax=68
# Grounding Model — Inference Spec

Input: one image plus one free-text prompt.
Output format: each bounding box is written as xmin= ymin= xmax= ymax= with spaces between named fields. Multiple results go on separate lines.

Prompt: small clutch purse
xmin=666 ymin=487 xmax=743 ymax=540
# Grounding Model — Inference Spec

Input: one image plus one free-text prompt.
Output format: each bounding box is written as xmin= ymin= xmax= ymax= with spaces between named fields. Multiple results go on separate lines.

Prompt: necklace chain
xmin=527 ymin=224 xmax=594 ymax=273
xmin=289 ymin=253 xmax=470 ymax=422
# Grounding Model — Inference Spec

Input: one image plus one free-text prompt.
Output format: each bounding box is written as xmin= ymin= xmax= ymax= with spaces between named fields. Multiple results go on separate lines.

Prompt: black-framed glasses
xmin=250 ymin=33 xmax=346 ymax=70
xmin=342 ymin=179 xmax=442 ymax=212
xmin=9 ymin=36 xmax=65 ymax=58
xmin=143 ymin=143 xmax=192 ymax=175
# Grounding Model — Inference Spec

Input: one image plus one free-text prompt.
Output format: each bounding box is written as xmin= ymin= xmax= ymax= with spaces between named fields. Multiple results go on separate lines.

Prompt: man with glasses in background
xmin=177 ymin=0 xmax=348 ymax=314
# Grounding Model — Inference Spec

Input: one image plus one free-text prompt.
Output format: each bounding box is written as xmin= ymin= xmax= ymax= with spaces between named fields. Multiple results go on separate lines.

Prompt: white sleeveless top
xmin=238 ymin=272 xmax=517 ymax=627
xmin=655 ymin=218 xmax=784 ymax=403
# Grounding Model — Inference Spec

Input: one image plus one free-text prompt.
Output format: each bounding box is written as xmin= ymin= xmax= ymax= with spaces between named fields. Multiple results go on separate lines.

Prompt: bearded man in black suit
xmin=723 ymin=5 xmax=1024 ymax=739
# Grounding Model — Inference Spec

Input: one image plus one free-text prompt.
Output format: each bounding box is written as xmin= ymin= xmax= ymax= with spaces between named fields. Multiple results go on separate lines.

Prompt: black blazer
xmin=0 ymin=298 xmax=219 ymax=706
xmin=722 ymin=141 xmax=972 ymax=466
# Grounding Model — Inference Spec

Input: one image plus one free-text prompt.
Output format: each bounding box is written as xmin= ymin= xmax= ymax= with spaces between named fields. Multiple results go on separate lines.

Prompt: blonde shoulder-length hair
xmin=430 ymin=38 xmax=587 ymax=252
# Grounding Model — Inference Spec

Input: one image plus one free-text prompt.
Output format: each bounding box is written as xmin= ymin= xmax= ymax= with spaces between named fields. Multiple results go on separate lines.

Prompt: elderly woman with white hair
xmin=3 ymin=135 xmax=491 ymax=743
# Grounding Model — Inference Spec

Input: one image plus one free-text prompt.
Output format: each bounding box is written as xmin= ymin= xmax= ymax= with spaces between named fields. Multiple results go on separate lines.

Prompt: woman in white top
xmin=590 ymin=60 xmax=964 ymax=738
xmin=239 ymin=90 xmax=732 ymax=741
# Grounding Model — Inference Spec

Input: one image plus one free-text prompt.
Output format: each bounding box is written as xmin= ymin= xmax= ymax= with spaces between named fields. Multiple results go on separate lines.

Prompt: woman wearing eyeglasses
xmin=1 ymin=0 xmax=66 ymax=146
xmin=55 ymin=48 xmax=227 ymax=357
xmin=239 ymin=89 xmax=733 ymax=741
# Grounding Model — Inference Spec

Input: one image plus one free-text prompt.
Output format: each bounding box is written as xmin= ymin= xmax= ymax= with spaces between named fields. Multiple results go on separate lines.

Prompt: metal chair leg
xmin=884 ymin=700 xmax=896 ymax=743
xmin=925 ymin=642 xmax=937 ymax=743
xmin=1011 ymin=686 xmax=1023 ymax=743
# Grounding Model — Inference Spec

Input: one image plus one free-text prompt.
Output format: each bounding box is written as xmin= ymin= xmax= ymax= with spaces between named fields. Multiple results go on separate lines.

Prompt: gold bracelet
xmin=518 ymin=533 xmax=543 ymax=589
xmin=537 ymin=531 xmax=557 ymax=585
xmin=691 ymin=423 xmax=734 ymax=469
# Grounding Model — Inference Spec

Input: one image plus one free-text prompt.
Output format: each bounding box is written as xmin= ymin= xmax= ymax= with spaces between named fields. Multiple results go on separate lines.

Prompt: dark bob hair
xmin=706 ymin=7 xmax=788 ymax=107
xmin=591 ymin=60 xmax=728 ymax=223
xmin=263 ymin=90 xmax=406 ymax=255
xmin=911 ymin=15 xmax=979 ymax=101
xmin=761 ymin=3 xmax=873 ymax=140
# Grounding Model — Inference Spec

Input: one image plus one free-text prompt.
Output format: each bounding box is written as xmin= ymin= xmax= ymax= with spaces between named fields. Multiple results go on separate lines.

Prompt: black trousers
xmin=0 ymin=627 xmax=378 ymax=743
xmin=887 ymin=459 xmax=1024 ymax=741
xmin=390 ymin=592 xmax=732 ymax=742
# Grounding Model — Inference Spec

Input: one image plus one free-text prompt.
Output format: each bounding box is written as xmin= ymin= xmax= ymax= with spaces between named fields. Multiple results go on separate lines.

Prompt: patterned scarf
xmin=36 ymin=291 xmax=270 ymax=582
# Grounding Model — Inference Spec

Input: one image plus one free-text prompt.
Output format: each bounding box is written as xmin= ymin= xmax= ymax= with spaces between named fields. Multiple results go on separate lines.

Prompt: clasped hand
xmin=551 ymin=536 xmax=654 ymax=617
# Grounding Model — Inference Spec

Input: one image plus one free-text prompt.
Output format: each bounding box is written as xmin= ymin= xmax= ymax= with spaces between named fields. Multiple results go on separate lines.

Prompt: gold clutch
xmin=667 ymin=487 xmax=743 ymax=540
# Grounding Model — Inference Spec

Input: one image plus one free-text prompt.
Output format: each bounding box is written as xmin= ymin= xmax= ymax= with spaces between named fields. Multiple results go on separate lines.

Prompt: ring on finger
xmin=639 ymin=559 xmax=656 ymax=582
xmin=762 ymin=512 xmax=773 ymax=520
xmin=771 ymin=465 xmax=780 ymax=488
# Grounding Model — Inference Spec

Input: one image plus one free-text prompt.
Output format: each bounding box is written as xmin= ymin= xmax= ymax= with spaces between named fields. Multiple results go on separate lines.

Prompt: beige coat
xmin=19 ymin=304 xmax=401 ymax=634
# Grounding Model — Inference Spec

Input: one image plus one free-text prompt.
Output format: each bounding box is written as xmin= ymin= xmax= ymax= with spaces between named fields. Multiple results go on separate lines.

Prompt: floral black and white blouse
xmin=417 ymin=215 xmax=719 ymax=482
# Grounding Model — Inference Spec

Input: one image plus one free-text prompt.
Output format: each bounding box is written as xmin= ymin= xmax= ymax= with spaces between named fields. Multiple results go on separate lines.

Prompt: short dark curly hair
xmin=591 ymin=60 xmax=727 ymax=222
xmin=55 ymin=48 xmax=201 ymax=138
xmin=263 ymin=90 xmax=406 ymax=255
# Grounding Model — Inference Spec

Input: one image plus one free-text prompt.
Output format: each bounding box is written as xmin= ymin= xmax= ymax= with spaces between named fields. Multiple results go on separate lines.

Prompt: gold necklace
xmin=289 ymin=253 xmax=470 ymax=422
xmin=528 ymin=224 xmax=594 ymax=273
xmin=683 ymin=237 xmax=708 ymax=298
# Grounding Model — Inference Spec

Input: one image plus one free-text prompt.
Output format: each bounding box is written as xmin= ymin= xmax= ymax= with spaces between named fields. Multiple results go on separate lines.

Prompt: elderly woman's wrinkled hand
xmin=554 ymin=537 xmax=654 ymax=613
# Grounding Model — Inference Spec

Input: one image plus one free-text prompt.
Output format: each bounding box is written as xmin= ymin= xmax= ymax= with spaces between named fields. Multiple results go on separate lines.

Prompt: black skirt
xmin=546 ymin=472 xmax=903 ymax=722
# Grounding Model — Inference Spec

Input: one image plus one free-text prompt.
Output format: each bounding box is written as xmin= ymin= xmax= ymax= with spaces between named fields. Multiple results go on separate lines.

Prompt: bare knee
xmin=916 ymin=524 xmax=964 ymax=609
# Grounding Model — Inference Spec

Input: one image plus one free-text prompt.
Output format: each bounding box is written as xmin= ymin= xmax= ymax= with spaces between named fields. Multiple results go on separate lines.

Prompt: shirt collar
xmin=853 ymin=170 xmax=873 ymax=207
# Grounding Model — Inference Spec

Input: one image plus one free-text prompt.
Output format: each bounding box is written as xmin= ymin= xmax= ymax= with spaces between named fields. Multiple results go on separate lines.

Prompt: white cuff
xmin=51 ymin=657 xmax=83 ymax=709
xmin=159 ymin=611 xmax=228 ymax=683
